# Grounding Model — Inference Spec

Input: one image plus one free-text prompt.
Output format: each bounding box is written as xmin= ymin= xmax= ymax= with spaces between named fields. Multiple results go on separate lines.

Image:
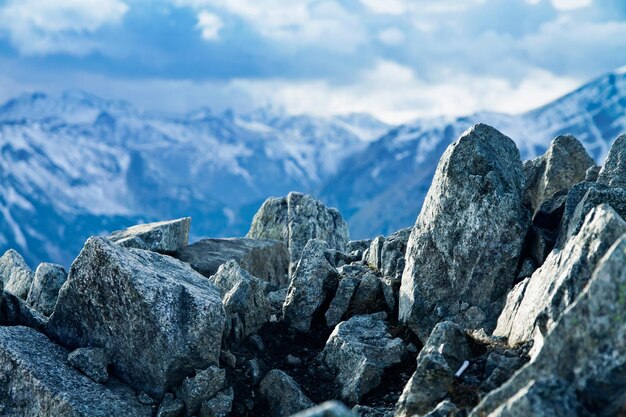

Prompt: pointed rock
xmin=0 ymin=249 xmax=34 ymax=299
xmin=597 ymin=133 xmax=626 ymax=188
xmin=108 ymin=217 xmax=190 ymax=254
xmin=26 ymin=262 xmax=67 ymax=316
xmin=259 ymin=369 xmax=314 ymax=417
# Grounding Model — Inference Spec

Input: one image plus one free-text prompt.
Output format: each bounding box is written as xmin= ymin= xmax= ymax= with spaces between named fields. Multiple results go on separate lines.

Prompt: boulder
xmin=399 ymin=124 xmax=529 ymax=341
xmin=67 ymin=347 xmax=109 ymax=383
xmin=108 ymin=217 xmax=190 ymax=254
xmin=0 ymin=290 xmax=47 ymax=330
xmin=342 ymin=264 xmax=386 ymax=316
xmin=157 ymin=394 xmax=184 ymax=417
xmin=470 ymin=235 xmax=626 ymax=417
xmin=26 ymin=262 xmax=67 ymax=316
xmin=199 ymin=387 xmax=234 ymax=417
xmin=258 ymin=369 xmax=314 ymax=417
xmin=325 ymin=275 xmax=359 ymax=328
xmin=396 ymin=322 xmax=470 ymax=417
xmin=597 ymin=133 xmax=626 ymax=188
xmin=522 ymin=135 xmax=594 ymax=214
xmin=318 ymin=312 xmax=406 ymax=402
xmin=0 ymin=249 xmax=34 ymax=299
xmin=209 ymin=260 xmax=271 ymax=341
xmin=346 ymin=239 xmax=372 ymax=259
xmin=283 ymin=239 xmax=339 ymax=332
xmin=46 ymin=237 xmax=225 ymax=396
xmin=177 ymin=238 xmax=289 ymax=287
xmin=248 ymin=192 xmax=349 ymax=275
xmin=176 ymin=366 xmax=227 ymax=415
xmin=494 ymin=204 xmax=626 ymax=352
xmin=290 ymin=401 xmax=356 ymax=417
xmin=0 ymin=326 xmax=150 ymax=417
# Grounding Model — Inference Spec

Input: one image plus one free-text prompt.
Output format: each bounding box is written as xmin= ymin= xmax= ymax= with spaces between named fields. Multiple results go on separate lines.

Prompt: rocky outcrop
xmin=470 ymin=235 xmax=626 ymax=417
xmin=522 ymin=135 xmax=594 ymax=214
xmin=26 ymin=262 xmax=67 ymax=316
xmin=494 ymin=204 xmax=626 ymax=352
xmin=259 ymin=369 xmax=314 ymax=417
xmin=0 ymin=249 xmax=34 ymax=299
xmin=0 ymin=326 xmax=151 ymax=416
xmin=177 ymin=238 xmax=289 ymax=287
xmin=248 ymin=192 xmax=349 ymax=275
xmin=283 ymin=239 xmax=339 ymax=332
xmin=46 ymin=237 xmax=225 ymax=396
xmin=399 ymin=124 xmax=529 ymax=341
xmin=108 ymin=217 xmax=191 ymax=254
xmin=318 ymin=312 xmax=406 ymax=402
xmin=597 ymin=133 xmax=626 ymax=188
xmin=209 ymin=260 xmax=271 ymax=342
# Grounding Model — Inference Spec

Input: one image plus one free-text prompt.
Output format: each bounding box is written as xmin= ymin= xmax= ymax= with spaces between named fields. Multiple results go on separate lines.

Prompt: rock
xmin=346 ymin=239 xmax=372 ymax=259
xmin=199 ymin=387 xmax=234 ymax=417
xmin=515 ymin=258 xmax=537 ymax=281
xmin=351 ymin=405 xmax=393 ymax=417
xmin=399 ymin=124 xmax=529 ymax=341
xmin=268 ymin=287 xmax=289 ymax=314
xmin=247 ymin=358 xmax=262 ymax=384
xmin=283 ymin=239 xmax=339 ymax=332
xmin=247 ymin=192 xmax=349 ymax=276
xmin=522 ymin=135 xmax=594 ymax=214
xmin=108 ymin=217 xmax=190 ymax=254
xmin=286 ymin=354 xmax=302 ymax=366
xmin=67 ymin=347 xmax=109 ymax=383
xmin=0 ymin=326 xmax=151 ymax=416
xmin=480 ymin=351 xmax=527 ymax=394
xmin=365 ymin=236 xmax=385 ymax=271
xmin=585 ymin=165 xmax=601 ymax=182
xmin=532 ymin=189 xmax=568 ymax=231
xmin=46 ymin=237 xmax=225 ymax=396
xmin=0 ymin=249 xmax=35 ymax=299
xmin=348 ymin=266 xmax=386 ymax=315
xmin=157 ymin=393 xmax=184 ymax=417
xmin=258 ymin=369 xmax=314 ymax=417
xmin=177 ymin=238 xmax=289 ymax=287
xmin=290 ymin=401 xmax=356 ymax=417
xmin=597 ymin=133 xmax=626 ymax=188
xmin=220 ymin=350 xmax=237 ymax=369
xmin=423 ymin=400 xmax=459 ymax=417
xmin=470 ymin=235 xmax=626 ymax=417
xmin=0 ymin=290 xmax=47 ymax=330
xmin=249 ymin=334 xmax=266 ymax=352
xmin=26 ymin=262 xmax=67 ymax=316
xmin=325 ymin=275 xmax=359 ymax=328
xmin=176 ymin=366 xmax=227 ymax=415
xmin=396 ymin=322 xmax=470 ymax=417
xmin=319 ymin=312 xmax=406 ymax=402
xmin=209 ymin=260 xmax=271 ymax=342
xmin=137 ymin=392 xmax=157 ymax=405
xmin=494 ymin=204 xmax=626 ymax=351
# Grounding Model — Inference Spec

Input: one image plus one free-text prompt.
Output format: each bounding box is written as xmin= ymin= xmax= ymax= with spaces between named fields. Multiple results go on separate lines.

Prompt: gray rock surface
xmin=0 ymin=290 xmax=47 ymax=330
xmin=47 ymin=237 xmax=225 ymax=396
xmin=597 ymin=133 xmax=626 ymax=188
xmin=325 ymin=275 xmax=359 ymax=328
xmin=346 ymin=239 xmax=372 ymax=259
xmin=290 ymin=401 xmax=356 ymax=417
xmin=319 ymin=312 xmax=406 ymax=402
xmin=0 ymin=249 xmax=34 ymax=299
xmin=176 ymin=366 xmax=227 ymax=415
xmin=0 ymin=326 xmax=151 ymax=417
xmin=585 ymin=165 xmax=601 ymax=182
xmin=199 ymin=387 xmax=234 ymax=417
xmin=247 ymin=192 xmax=349 ymax=275
xmin=108 ymin=217 xmax=190 ymax=254
xmin=157 ymin=393 xmax=184 ymax=417
xmin=67 ymin=347 xmax=109 ymax=383
xmin=26 ymin=262 xmax=67 ymax=316
xmin=258 ymin=369 xmax=314 ymax=417
xmin=522 ymin=135 xmax=594 ymax=214
xmin=494 ymin=204 xmax=626 ymax=351
xmin=422 ymin=401 xmax=459 ymax=417
xmin=283 ymin=239 xmax=338 ymax=332
xmin=177 ymin=238 xmax=289 ymax=287
xmin=343 ymin=264 xmax=386 ymax=316
xmin=470 ymin=235 xmax=626 ymax=417
xmin=209 ymin=260 xmax=271 ymax=341
xmin=396 ymin=322 xmax=470 ymax=417
xmin=399 ymin=124 xmax=529 ymax=341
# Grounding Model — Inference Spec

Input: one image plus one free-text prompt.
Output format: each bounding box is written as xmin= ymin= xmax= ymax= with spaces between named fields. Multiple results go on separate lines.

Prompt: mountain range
xmin=1 ymin=68 xmax=626 ymax=266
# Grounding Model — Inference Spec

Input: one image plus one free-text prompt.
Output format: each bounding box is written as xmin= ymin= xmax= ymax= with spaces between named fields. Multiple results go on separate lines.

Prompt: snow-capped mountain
xmin=0 ymin=91 xmax=389 ymax=266
xmin=322 ymin=69 xmax=626 ymax=239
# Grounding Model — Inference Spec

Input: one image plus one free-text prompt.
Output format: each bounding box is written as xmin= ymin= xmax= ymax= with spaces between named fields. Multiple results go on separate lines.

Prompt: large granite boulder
xmin=0 ymin=326 xmax=151 ymax=416
xmin=597 ymin=133 xmax=626 ymax=188
xmin=46 ymin=237 xmax=225 ymax=396
xmin=258 ymin=369 xmax=314 ymax=417
xmin=494 ymin=204 xmax=626 ymax=353
xmin=318 ymin=312 xmax=406 ymax=402
xmin=177 ymin=238 xmax=289 ymax=287
xmin=283 ymin=239 xmax=339 ymax=332
xmin=399 ymin=124 xmax=529 ymax=341
xmin=209 ymin=260 xmax=271 ymax=342
xmin=0 ymin=249 xmax=34 ymax=299
xmin=248 ymin=192 xmax=349 ymax=275
xmin=470 ymin=235 xmax=626 ymax=417
xmin=26 ymin=262 xmax=67 ymax=316
xmin=108 ymin=217 xmax=191 ymax=254
xmin=522 ymin=135 xmax=594 ymax=214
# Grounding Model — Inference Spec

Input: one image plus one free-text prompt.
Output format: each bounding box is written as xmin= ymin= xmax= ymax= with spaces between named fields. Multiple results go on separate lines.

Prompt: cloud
xmin=378 ymin=27 xmax=405 ymax=45
xmin=360 ymin=0 xmax=407 ymax=15
xmin=551 ymin=0 xmax=593 ymax=10
xmin=0 ymin=0 xmax=128 ymax=56
xmin=196 ymin=10 xmax=223 ymax=40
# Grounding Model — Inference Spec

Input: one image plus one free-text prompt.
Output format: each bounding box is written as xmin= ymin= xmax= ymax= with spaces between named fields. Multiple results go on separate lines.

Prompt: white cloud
xmin=378 ymin=27 xmax=405 ymax=45
xmin=0 ymin=0 xmax=128 ymax=56
xmin=360 ymin=0 xmax=407 ymax=15
xmin=196 ymin=10 xmax=223 ymax=40
xmin=550 ymin=0 xmax=592 ymax=11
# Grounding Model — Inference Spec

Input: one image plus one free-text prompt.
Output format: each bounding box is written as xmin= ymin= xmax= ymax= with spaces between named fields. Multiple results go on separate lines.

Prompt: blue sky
xmin=0 ymin=0 xmax=625 ymax=123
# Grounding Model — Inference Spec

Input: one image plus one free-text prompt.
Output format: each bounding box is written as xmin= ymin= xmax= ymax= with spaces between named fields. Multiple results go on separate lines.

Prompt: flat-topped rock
xmin=108 ymin=217 xmax=190 ymax=254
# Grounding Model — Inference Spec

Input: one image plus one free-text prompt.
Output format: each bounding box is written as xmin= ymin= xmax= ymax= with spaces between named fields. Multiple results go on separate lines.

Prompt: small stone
xmin=156 ymin=393 xmax=184 ymax=417
xmin=259 ymin=369 xmax=314 ymax=417
xmin=247 ymin=359 xmax=262 ymax=385
xmin=137 ymin=392 xmax=157 ymax=405
xmin=220 ymin=350 xmax=237 ymax=369
xmin=176 ymin=366 xmax=227 ymax=415
xmin=67 ymin=347 xmax=109 ymax=383
xmin=285 ymin=354 xmax=302 ymax=366
xmin=249 ymin=334 xmax=265 ymax=352
xmin=199 ymin=388 xmax=234 ymax=417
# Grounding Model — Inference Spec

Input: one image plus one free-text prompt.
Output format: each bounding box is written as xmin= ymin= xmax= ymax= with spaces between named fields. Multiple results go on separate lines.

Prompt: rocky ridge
xmin=1 ymin=124 xmax=626 ymax=417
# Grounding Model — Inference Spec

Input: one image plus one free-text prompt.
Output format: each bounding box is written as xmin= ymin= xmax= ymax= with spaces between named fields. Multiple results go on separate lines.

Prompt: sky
xmin=0 ymin=0 xmax=625 ymax=123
